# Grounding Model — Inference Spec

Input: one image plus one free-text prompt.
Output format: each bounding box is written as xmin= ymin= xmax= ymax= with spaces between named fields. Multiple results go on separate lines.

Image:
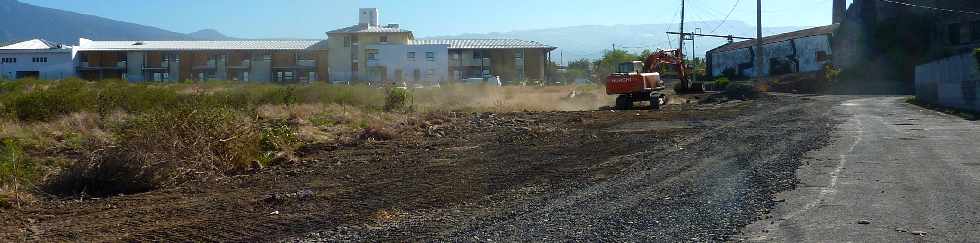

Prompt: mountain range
xmin=1 ymin=0 xmax=811 ymax=60
xmin=427 ymin=21 xmax=810 ymax=61
xmin=0 ymin=0 xmax=235 ymax=44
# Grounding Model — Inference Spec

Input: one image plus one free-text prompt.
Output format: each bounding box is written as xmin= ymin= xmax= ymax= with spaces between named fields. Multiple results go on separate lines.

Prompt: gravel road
xmin=742 ymin=96 xmax=980 ymax=242
xmin=298 ymin=95 xmax=841 ymax=242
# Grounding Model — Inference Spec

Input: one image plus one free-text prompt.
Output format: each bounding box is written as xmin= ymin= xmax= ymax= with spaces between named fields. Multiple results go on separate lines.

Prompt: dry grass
xmin=413 ymin=84 xmax=612 ymax=112
xmin=0 ymin=185 xmax=34 ymax=209
xmin=0 ymin=79 xmax=613 ymax=201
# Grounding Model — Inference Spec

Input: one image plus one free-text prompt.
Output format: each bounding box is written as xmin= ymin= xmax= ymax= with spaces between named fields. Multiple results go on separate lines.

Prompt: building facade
xmin=706 ymin=25 xmax=836 ymax=78
xmin=4 ymin=8 xmax=555 ymax=84
xmin=0 ymin=39 xmax=75 ymax=80
xmin=75 ymin=39 xmax=329 ymax=83
xmin=326 ymin=8 xmax=555 ymax=85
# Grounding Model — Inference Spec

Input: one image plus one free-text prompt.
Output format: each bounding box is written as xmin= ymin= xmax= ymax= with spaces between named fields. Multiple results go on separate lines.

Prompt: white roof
xmin=0 ymin=39 xmax=64 ymax=50
xmin=77 ymin=39 xmax=328 ymax=51
xmin=411 ymin=39 xmax=556 ymax=50
xmin=327 ymin=24 xmax=411 ymax=34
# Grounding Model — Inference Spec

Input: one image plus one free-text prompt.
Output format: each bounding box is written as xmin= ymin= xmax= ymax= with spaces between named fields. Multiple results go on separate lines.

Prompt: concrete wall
xmin=915 ymin=52 xmax=980 ymax=112
xmin=709 ymin=34 xmax=832 ymax=78
xmin=0 ymin=50 xmax=75 ymax=80
xmin=709 ymin=48 xmax=753 ymax=77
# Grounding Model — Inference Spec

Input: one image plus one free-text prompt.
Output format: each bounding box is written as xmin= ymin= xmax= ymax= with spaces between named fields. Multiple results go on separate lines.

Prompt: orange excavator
xmin=605 ymin=49 xmax=690 ymax=110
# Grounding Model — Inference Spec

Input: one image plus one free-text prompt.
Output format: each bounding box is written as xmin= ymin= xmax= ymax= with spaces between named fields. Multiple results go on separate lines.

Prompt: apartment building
xmin=75 ymin=39 xmax=329 ymax=83
xmin=55 ymin=8 xmax=555 ymax=84
xmin=0 ymin=39 xmax=75 ymax=80
xmin=327 ymin=8 xmax=556 ymax=85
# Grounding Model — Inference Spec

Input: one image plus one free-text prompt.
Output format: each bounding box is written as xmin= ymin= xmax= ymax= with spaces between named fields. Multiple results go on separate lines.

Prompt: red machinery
xmin=605 ymin=49 xmax=690 ymax=110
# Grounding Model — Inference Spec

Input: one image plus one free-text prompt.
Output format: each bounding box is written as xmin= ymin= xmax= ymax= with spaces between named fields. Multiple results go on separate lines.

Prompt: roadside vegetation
xmin=0 ymin=78 xmax=608 ymax=208
xmin=907 ymin=97 xmax=979 ymax=121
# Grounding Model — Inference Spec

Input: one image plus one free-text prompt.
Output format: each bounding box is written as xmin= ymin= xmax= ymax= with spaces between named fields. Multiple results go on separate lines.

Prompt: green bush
xmin=715 ymin=77 xmax=731 ymax=89
xmin=10 ymin=80 xmax=91 ymax=122
xmin=384 ymin=88 xmax=412 ymax=112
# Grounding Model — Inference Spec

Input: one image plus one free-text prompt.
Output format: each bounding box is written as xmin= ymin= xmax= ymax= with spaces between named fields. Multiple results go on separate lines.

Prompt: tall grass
xmin=0 ymin=78 xmax=609 ymax=199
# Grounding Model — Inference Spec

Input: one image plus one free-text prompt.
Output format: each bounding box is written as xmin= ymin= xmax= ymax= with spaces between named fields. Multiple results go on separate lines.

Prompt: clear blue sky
xmin=21 ymin=0 xmax=848 ymax=39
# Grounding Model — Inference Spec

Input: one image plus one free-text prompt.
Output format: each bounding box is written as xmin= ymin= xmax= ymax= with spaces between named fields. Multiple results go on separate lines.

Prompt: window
xmin=972 ymin=21 xmax=980 ymax=42
xmin=426 ymin=52 xmax=435 ymax=62
xmin=79 ymin=54 xmax=88 ymax=63
xmin=425 ymin=69 xmax=435 ymax=79
xmin=366 ymin=49 xmax=378 ymax=61
xmin=816 ymin=51 xmax=830 ymax=62
xmin=380 ymin=35 xmax=388 ymax=43
xmin=950 ymin=23 xmax=963 ymax=45
xmin=514 ymin=51 xmax=523 ymax=59
xmin=32 ymin=57 xmax=48 ymax=63
xmin=473 ymin=51 xmax=483 ymax=60
xmin=1 ymin=58 xmax=16 ymax=63
xmin=344 ymin=36 xmax=352 ymax=47
xmin=407 ymin=52 xmax=416 ymax=60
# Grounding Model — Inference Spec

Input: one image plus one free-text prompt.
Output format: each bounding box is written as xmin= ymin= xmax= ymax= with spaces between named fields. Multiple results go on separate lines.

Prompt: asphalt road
xmin=743 ymin=96 xmax=980 ymax=242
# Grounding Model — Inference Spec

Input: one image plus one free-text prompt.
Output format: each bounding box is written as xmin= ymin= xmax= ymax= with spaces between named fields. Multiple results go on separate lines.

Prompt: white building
xmin=0 ymin=39 xmax=76 ymax=80
xmin=706 ymin=25 xmax=836 ymax=78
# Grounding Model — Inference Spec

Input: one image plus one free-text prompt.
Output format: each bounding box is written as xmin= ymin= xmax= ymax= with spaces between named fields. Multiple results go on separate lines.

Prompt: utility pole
xmin=679 ymin=0 xmax=685 ymax=56
xmin=755 ymin=0 xmax=764 ymax=81
xmin=694 ymin=27 xmax=700 ymax=86
xmin=612 ymin=44 xmax=617 ymax=53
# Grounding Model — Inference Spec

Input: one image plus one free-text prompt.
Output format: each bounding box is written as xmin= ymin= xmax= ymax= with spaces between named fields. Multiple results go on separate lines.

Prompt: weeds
xmin=0 ymin=79 xmax=606 ymax=201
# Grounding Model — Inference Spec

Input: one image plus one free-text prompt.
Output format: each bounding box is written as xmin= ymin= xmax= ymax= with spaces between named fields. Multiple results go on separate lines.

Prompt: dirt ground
xmin=0 ymin=94 xmax=840 ymax=242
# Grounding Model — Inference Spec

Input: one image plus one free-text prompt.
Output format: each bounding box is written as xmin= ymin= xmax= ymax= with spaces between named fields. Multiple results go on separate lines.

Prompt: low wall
xmin=915 ymin=53 xmax=980 ymax=112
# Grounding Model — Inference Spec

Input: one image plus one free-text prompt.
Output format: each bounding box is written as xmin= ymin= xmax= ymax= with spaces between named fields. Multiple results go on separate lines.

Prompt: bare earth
xmin=2 ymin=94 xmax=843 ymax=242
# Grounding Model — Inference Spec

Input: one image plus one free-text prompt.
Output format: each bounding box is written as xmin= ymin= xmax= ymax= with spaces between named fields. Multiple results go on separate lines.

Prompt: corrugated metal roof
xmin=327 ymin=24 xmax=412 ymax=34
xmin=77 ymin=40 xmax=328 ymax=51
xmin=411 ymin=39 xmax=556 ymax=50
xmin=0 ymin=39 xmax=64 ymax=50
xmin=708 ymin=24 xmax=838 ymax=53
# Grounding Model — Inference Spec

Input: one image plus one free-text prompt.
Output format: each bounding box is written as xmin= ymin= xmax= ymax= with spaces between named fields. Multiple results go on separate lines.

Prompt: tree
xmin=592 ymin=49 xmax=639 ymax=84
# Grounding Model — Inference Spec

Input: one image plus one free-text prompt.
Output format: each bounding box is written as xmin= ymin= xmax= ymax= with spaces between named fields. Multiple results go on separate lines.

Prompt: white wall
xmin=915 ymin=53 xmax=980 ymax=112
xmin=364 ymin=43 xmax=449 ymax=86
xmin=709 ymin=34 xmax=832 ymax=78
xmin=0 ymin=50 xmax=75 ymax=80
xmin=794 ymin=35 xmax=833 ymax=73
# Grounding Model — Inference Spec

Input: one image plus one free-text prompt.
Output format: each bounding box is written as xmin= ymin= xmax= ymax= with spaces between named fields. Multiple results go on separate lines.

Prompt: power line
xmin=709 ymin=0 xmax=741 ymax=34
xmin=878 ymin=0 xmax=980 ymax=15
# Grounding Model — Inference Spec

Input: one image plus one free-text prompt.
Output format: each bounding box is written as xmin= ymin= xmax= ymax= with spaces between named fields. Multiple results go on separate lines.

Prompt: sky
xmin=20 ymin=0 xmax=849 ymax=39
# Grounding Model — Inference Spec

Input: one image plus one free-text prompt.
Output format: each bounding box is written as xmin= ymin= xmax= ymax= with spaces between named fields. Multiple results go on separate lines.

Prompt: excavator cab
xmin=617 ymin=61 xmax=644 ymax=74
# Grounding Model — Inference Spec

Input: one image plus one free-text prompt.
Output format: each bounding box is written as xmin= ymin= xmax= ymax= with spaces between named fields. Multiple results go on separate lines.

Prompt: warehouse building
xmin=0 ymin=39 xmax=76 ymax=80
xmin=706 ymin=25 xmax=836 ymax=79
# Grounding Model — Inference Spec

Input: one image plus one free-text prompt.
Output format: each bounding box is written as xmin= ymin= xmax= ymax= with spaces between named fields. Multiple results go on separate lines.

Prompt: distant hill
xmin=187 ymin=29 xmax=239 ymax=40
xmin=426 ymin=20 xmax=812 ymax=61
xmin=0 ymin=0 xmax=196 ymax=44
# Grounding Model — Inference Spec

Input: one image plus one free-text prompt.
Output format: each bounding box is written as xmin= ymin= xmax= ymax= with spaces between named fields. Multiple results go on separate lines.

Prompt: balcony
xmin=228 ymin=59 xmax=251 ymax=69
xmin=193 ymin=60 xmax=217 ymax=70
xmin=297 ymin=59 xmax=315 ymax=67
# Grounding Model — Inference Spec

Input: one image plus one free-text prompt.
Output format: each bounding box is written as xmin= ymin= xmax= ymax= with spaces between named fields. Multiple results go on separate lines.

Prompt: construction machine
xmin=605 ymin=49 xmax=689 ymax=110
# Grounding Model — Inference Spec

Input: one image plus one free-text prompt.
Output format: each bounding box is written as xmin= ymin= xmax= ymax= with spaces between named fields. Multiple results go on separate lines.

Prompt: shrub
xmin=49 ymin=105 xmax=262 ymax=196
xmin=715 ymin=77 xmax=731 ymax=90
xmin=384 ymin=88 xmax=412 ymax=112
xmin=11 ymin=80 xmax=91 ymax=122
